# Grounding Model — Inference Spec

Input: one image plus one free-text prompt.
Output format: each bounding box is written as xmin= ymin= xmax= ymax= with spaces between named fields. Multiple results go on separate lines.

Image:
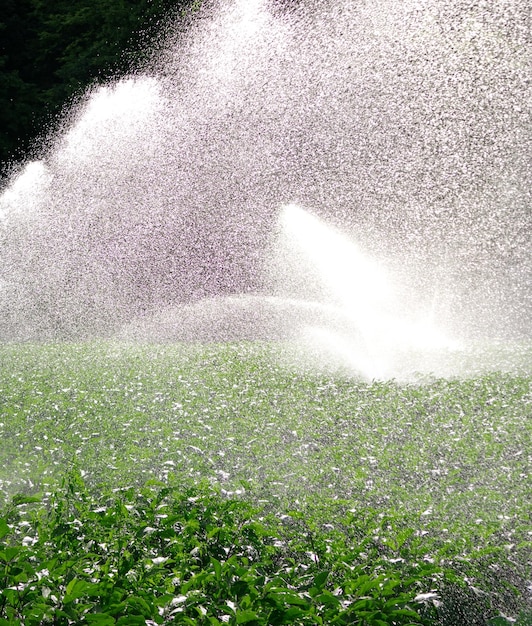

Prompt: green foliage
xmin=0 ymin=472 xmax=435 ymax=625
xmin=0 ymin=341 xmax=530 ymax=623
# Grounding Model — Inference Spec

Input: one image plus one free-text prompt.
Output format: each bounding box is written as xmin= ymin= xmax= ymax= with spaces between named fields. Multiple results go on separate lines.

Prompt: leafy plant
xmin=0 ymin=342 xmax=530 ymax=623
xmin=0 ymin=472 xmax=439 ymax=625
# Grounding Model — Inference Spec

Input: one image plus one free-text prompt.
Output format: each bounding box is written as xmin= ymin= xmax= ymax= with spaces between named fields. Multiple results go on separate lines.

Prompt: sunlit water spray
xmin=268 ymin=204 xmax=461 ymax=380
xmin=0 ymin=0 xmax=529 ymax=376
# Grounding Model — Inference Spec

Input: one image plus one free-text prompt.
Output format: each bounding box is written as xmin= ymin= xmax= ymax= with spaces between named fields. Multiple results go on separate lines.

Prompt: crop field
xmin=0 ymin=342 xmax=531 ymax=625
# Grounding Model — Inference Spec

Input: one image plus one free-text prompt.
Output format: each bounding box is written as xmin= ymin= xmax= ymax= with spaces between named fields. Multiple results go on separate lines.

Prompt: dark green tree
xmin=0 ymin=0 xmax=197 ymax=177
xmin=0 ymin=0 xmax=41 ymax=168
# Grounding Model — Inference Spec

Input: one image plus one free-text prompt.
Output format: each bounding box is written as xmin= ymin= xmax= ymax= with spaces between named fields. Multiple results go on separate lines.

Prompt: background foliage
xmin=0 ymin=0 xmax=197 ymax=176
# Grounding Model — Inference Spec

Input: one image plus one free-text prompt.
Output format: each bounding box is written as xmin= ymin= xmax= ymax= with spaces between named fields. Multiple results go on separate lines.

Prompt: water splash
xmin=0 ymin=0 xmax=529 ymax=363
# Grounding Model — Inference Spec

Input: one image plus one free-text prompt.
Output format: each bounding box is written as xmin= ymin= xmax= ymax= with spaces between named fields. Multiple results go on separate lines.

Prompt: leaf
xmin=380 ymin=578 xmax=401 ymax=596
xmin=65 ymin=578 xmax=81 ymax=597
xmin=125 ymin=595 xmax=153 ymax=616
xmin=1 ymin=588 xmax=20 ymax=605
xmin=313 ymin=570 xmax=329 ymax=589
xmin=116 ymin=616 xmax=146 ymax=625
xmin=286 ymin=510 xmax=304 ymax=520
xmin=384 ymin=597 xmax=411 ymax=609
xmin=144 ymin=479 xmax=167 ymax=488
xmin=12 ymin=494 xmax=42 ymax=506
xmin=266 ymin=589 xmax=310 ymax=608
xmin=351 ymin=598 xmax=375 ymax=611
xmin=283 ymin=607 xmax=308 ymax=620
xmin=0 ymin=518 xmax=10 ymax=541
xmin=236 ymin=610 xmax=259 ymax=624
xmin=211 ymin=557 xmax=222 ymax=581
xmin=85 ymin=615 xmax=116 ymax=625
xmin=350 ymin=575 xmax=382 ymax=596
xmin=155 ymin=593 xmax=175 ymax=607
xmin=207 ymin=527 xmax=223 ymax=539
xmin=1 ymin=546 xmax=22 ymax=562
xmin=313 ymin=591 xmax=340 ymax=607
xmin=64 ymin=578 xmax=92 ymax=603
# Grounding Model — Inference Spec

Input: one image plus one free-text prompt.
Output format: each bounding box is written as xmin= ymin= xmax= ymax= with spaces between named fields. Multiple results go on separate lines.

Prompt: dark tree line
xmin=0 ymin=0 xmax=198 ymax=177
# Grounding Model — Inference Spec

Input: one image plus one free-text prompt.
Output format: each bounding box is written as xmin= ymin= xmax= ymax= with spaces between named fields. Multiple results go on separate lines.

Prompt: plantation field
xmin=0 ymin=342 xmax=531 ymax=625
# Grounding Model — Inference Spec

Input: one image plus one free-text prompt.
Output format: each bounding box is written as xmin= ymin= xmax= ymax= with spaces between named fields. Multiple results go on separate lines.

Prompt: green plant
xmin=0 ymin=472 xmax=438 ymax=625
